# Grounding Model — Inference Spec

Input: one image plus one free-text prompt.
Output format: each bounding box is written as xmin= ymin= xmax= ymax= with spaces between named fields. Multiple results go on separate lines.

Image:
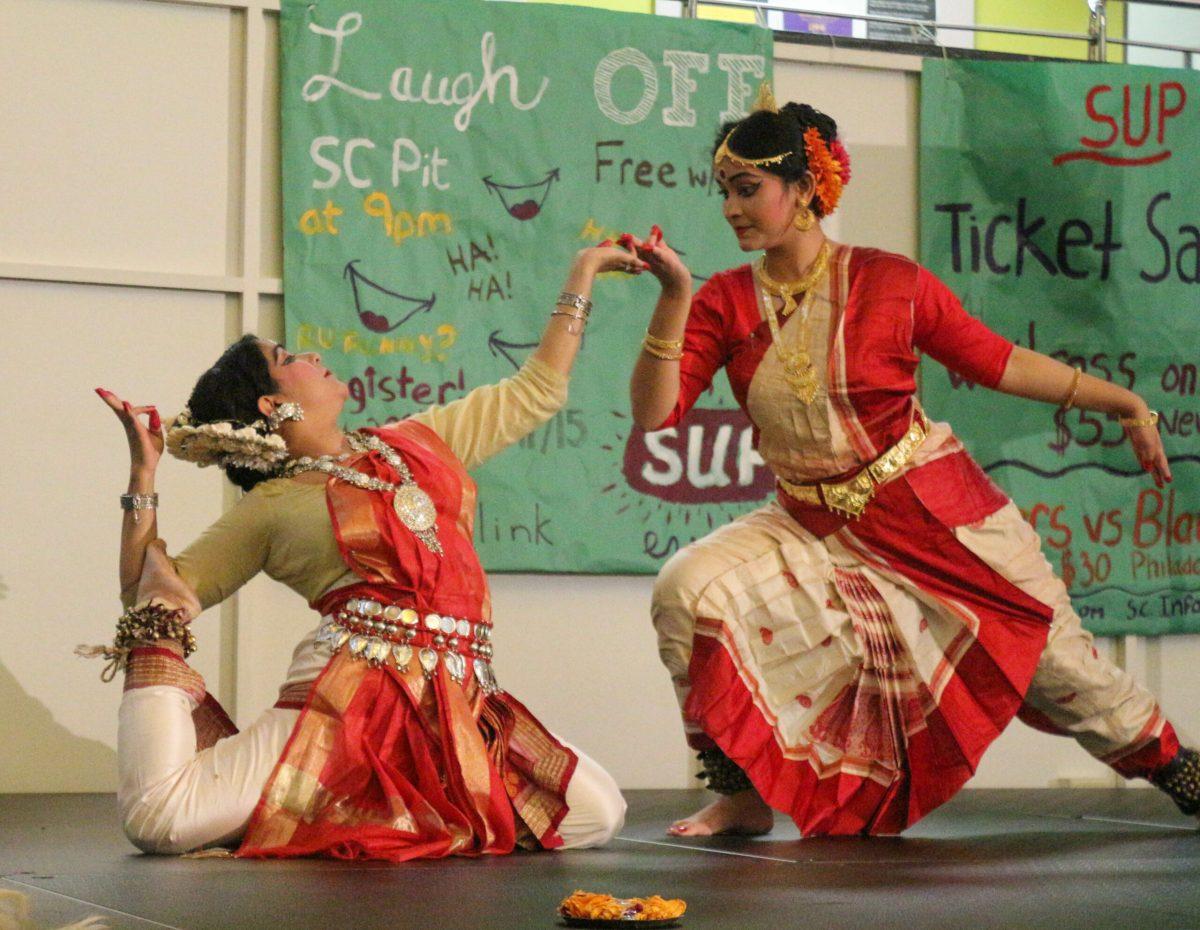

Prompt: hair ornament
xmin=752 ymin=80 xmax=780 ymax=114
xmin=165 ymin=407 xmax=290 ymax=474
xmin=830 ymin=138 xmax=852 ymax=186
xmin=804 ymin=127 xmax=847 ymax=216
xmin=713 ymin=84 xmax=794 ymax=169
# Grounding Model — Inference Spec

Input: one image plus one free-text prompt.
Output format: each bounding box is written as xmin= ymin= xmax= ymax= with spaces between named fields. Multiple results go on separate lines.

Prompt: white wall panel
xmin=0 ymin=0 xmax=236 ymax=277
xmin=0 ymin=280 xmax=228 ymax=790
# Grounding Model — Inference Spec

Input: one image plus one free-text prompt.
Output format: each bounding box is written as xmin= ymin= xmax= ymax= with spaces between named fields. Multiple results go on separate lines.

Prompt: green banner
xmin=920 ymin=60 xmax=1200 ymax=635
xmin=281 ymin=0 xmax=774 ymax=572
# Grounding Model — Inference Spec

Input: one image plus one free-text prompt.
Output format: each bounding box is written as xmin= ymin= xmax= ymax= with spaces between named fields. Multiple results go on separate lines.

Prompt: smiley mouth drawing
xmin=482 ymin=169 xmax=560 ymax=221
xmin=344 ymin=260 xmax=436 ymax=333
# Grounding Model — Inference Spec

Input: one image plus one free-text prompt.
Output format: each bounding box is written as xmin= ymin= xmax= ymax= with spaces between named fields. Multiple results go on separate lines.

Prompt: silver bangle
xmin=556 ymin=291 xmax=592 ymax=315
xmin=550 ymin=309 xmax=588 ymax=335
xmin=120 ymin=492 xmax=158 ymax=524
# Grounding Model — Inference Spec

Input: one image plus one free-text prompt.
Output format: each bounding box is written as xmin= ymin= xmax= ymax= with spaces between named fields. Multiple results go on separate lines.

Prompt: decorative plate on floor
xmin=558 ymin=892 xmax=686 ymax=928
xmin=560 ymin=918 xmax=683 ymax=929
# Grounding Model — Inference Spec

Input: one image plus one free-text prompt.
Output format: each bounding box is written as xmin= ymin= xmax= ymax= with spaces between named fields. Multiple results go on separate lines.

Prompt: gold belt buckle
xmin=799 ymin=417 xmax=928 ymax=519
xmin=819 ymin=470 xmax=877 ymax=519
xmin=779 ymin=417 xmax=928 ymax=518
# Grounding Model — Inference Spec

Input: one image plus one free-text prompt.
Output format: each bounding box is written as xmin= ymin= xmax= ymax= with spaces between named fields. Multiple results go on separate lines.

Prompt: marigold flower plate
xmin=558 ymin=891 xmax=686 ymax=927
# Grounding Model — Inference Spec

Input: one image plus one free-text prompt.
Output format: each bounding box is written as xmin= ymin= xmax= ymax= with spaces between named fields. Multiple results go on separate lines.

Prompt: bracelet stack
xmin=552 ymin=291 xmax=592 ymax=334
xmin=120 ymin=492 xmax=159 ymax=524
xmin=642 ymin=330 xmax=684 ymax=361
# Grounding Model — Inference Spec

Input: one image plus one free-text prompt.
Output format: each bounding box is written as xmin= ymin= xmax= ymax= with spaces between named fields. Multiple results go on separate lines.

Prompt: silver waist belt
xmin=315 ymin=596 xmax=500 ymax=694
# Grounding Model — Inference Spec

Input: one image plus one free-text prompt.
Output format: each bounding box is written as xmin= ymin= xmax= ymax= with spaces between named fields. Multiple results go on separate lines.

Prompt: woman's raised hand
xmin=620 ymin=226 xmax=692 ymax=296
xmin=96 ymin=388 xmax=163 ymax=475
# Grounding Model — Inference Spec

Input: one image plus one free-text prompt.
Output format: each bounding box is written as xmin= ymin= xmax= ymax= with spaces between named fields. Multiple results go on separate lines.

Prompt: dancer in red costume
xmin=91 ymin=243 xmax=644 ymax=859
xmin=624 ymin=87 xmax=1195 ymax=838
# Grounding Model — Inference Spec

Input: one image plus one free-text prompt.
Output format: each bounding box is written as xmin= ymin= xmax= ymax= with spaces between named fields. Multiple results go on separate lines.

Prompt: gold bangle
xmin=1118 ymin=410 xmax=1159 ymax=429
xmin=1060 ymin=366 xmax=1082 ymax=411
xmin=642 ymin=340 xmax=683 ymax=361
xmin=643 ymin=330 xmax=683 ymax=352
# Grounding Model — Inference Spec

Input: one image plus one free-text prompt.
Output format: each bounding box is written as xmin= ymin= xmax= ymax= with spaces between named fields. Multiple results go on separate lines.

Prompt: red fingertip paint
xmin=149 ymin=410 xmax=162 ymax=431
xmin=95 ymin=388 xmax=112 ymax=398
xmin=599 ymin=239 xmax=613 ymax=247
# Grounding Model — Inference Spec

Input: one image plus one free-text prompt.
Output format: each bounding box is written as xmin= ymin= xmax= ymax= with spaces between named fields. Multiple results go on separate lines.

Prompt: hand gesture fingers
xmin=1128 ymin=425 xmax=1171 ymax=487
xmin=583 ymin=240 xmax=650 ymax=275
xmin=96 ymin=388 xmax=163 ymax=469
xmin=622 ymin=225 xmax=692 ymax=292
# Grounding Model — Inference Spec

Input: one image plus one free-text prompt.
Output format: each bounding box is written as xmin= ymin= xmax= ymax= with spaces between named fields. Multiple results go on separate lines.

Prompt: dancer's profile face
xmin=258 ymin=340 xmax=348 ymax=414
xmin=715 ymin=160 xmax=803 ymax=252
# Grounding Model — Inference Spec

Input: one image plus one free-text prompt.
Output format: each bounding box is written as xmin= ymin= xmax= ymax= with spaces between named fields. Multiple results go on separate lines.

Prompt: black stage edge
xmin=3 ymin=789 xmax=1198 ymax=929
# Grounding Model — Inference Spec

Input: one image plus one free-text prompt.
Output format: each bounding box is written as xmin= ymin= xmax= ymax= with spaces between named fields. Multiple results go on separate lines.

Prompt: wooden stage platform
xmin=2 ymin=789 xmax=1197 ymax=929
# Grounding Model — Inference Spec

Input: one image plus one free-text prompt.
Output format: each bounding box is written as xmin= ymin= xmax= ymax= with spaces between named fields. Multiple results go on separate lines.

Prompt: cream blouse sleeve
xmin=407 ymin=356 xmax=568 ymax=470
xmin=119 ymin=485 xmax=275 ymax=611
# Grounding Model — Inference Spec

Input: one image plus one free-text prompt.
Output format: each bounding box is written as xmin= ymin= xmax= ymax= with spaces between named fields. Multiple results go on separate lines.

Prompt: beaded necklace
xmin=282 ymin=432 xmax=443 ymax=556
xmin=753 ymin=241 xmax=831 ymax=406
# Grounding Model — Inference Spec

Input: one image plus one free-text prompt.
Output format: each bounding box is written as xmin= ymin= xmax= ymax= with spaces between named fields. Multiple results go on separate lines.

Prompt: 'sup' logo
xmin=1053 ymin=81 xmax=1187 ymax=167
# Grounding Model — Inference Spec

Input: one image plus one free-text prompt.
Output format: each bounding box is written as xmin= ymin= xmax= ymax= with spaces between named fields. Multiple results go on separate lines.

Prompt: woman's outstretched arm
xmin=995 ymin=346 xmax=1171 ymax=486
xmin=530 ymin=243 xmax=650 ymax=376
xmin=408 ymin=244 xmax=649 ymax=470
xmin=912 ymin=266 xmax=1171 ymax=489
xmin=96 ymin=389 xmax=164 ymax=601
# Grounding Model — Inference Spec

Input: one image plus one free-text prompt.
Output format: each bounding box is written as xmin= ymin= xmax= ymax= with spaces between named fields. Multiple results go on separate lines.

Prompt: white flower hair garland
xmin=165 ymin=408 xmax=290 ymax=473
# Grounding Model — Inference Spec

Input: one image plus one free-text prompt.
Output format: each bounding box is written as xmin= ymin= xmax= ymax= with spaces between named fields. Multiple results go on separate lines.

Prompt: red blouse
xmin=664 ymin=247 xmax=1013 ymax=439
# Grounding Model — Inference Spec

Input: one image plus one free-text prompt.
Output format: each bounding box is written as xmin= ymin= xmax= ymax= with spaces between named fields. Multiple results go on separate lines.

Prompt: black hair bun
xmin=779 ymin=102 xmax=838 ymax=144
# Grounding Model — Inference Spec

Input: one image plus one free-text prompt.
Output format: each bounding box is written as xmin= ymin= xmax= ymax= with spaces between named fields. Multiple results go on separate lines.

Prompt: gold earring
xmin=794 ymin=205 xmax=816 ymax=232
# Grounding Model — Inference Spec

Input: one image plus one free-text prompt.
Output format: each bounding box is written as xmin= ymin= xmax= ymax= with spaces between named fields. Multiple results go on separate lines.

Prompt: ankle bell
xmin=1152 ymin=746 xmax=1200 ymax=816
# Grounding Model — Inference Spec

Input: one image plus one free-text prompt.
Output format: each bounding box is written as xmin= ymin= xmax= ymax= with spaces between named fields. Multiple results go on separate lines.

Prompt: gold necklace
xmin=754 ymin=242 xmax=831 ymax=406
xmin=756 ymin=242 xmax=831 ymax=317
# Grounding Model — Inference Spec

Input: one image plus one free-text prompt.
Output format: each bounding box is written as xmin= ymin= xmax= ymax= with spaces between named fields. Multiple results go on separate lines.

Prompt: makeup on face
xmin=716 ymin=164 xmax=797 ymax=250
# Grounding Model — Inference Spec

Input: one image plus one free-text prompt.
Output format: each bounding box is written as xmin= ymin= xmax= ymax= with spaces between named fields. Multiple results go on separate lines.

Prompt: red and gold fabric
xmin=236 ymin=420 xmax=577 ymax=860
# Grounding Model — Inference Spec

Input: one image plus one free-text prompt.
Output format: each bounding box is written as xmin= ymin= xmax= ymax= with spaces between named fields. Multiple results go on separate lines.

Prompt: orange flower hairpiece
xmin=803 ymin=127 xmax=847 ymax=216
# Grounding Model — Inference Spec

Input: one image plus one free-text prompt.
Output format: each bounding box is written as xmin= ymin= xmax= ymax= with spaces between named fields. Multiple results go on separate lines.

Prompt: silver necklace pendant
xmin=392 ymin=483 xmax=437 ymax=533
xmin=287 ymin=431 xmax=444 ymax=556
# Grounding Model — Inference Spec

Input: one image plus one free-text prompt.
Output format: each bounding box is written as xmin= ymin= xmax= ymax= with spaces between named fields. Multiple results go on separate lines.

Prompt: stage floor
xmin=2 ymin=789 xmax=1198 ymax=929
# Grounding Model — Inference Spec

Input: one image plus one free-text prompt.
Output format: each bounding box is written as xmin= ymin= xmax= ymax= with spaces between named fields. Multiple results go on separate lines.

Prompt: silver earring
xmin=266 ymin=401 xmax=304 ymax=431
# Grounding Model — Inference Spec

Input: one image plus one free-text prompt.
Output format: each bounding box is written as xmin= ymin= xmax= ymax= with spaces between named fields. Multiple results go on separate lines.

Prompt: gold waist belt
xmin=777 ymin=416 xmax=928 ymax=518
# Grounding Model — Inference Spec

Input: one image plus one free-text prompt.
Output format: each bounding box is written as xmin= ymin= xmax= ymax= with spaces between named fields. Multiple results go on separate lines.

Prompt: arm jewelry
xmin=1057 ymin=364 xmax=1158 ymax=428
xmin=120 ymin=492 xmax=159 ymax=524
xmin=1119 ymin=410 xmax=1160 ymax=429
xmin=553 ymin=292 xmax=592 ymax=335
xmin=1060 ymin=366 xmax=1082 ymax=411
xmin=642 ymin=330 xmax=684 ymax=361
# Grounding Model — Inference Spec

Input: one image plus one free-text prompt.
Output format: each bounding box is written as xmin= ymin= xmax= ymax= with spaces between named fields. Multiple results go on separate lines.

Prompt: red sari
xmin=235 ymin=421 xmax=577 ymax=860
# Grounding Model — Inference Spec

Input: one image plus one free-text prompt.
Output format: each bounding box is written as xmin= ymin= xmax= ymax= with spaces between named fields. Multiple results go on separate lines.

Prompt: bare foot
xmin=667 ymin=789 xmax=775 ymax=837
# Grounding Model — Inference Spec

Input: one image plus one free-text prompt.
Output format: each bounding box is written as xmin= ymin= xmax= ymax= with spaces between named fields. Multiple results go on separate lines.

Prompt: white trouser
xmin=118 ymin=686 xmax=626 ymax=855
